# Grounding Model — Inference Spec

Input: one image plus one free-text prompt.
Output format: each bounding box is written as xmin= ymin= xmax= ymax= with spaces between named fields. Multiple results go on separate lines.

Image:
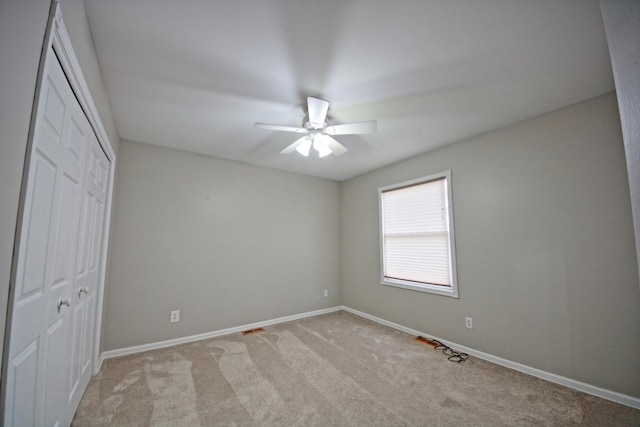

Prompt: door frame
xmin=0 ymin=1 xmax=116 ymax=413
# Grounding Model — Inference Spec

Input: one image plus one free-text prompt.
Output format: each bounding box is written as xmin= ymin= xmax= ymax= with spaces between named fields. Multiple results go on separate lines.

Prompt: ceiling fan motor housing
xmin=303 ymin=117 xmax=327 ymax=131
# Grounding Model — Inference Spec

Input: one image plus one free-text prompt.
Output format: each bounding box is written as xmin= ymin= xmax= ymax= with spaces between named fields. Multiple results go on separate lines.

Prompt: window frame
xmin=378 ymin=170 xmax=459 ymax=298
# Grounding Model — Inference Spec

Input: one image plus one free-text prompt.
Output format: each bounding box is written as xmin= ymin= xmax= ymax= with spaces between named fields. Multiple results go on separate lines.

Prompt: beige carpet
xmin=72 ymin=311 xmax=640 ymax=426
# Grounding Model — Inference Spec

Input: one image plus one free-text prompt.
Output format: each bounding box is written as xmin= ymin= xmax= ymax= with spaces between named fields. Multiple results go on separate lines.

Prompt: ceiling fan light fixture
xmin=313 ymin=134 xmax=332 ymax=157
xmin=317 ymin=147 xmax=332 ymax=158
xmin=296 ymin=138 xmax=312 ymax=157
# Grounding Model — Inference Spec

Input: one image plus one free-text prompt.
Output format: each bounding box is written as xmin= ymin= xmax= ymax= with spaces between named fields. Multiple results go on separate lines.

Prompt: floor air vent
xmin=241 ymin=327 xmax=265 ymax=336
xmin=414 ymin=336 xmax=440 ymax=347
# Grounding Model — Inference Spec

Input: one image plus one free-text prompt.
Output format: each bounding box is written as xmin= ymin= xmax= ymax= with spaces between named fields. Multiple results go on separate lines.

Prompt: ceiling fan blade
xmin=280 ymin=136 xmax=309 ymax=154
xmin=325 ymin=120 xmax=377 ymax=135
xmin=307 ymin=97 xmax=329 ymax=128
xmin=324 ymin=135 xmax=348 ymax=156
xmin=254 ymin=123 xmax=307 ymax=133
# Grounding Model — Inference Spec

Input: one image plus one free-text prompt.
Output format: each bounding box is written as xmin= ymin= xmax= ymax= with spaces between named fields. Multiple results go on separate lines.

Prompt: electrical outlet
xmin=324 ymin=289 xmax=328 ymax=297
xmin=170 ymin=310 xmax=180 ymax=323
xmin=465 ymin=317 xmax=473 ymax=329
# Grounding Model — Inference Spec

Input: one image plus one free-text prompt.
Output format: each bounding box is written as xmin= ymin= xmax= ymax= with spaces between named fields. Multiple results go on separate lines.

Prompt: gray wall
xmin=0 ymin=0 xmax=119 ymax=372
xmin=601 ymin=0 xmax=640 ymax=291
xmin=103 ymin=141 xmax=340 ymax=350
xmin=341 ymin=93 xmax=640 ymax=398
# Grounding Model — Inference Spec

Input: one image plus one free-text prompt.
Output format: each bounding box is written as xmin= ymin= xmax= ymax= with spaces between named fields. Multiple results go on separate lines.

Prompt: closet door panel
xmin=69 ymin=134 xmax=109 ymax=415
xmin=5 ymin=51 xmax=90 ymax=427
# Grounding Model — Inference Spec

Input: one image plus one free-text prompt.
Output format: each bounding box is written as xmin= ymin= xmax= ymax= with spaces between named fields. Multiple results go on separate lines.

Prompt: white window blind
xmin=381 ymin=176 xmax=452 ymax=287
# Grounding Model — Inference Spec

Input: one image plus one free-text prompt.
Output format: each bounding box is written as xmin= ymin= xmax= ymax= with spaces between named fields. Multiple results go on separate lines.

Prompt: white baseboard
xmin=341 ymin=306 xmax=640 ymax=410
xmin=100 ymin=306 xmax=342 ymax=360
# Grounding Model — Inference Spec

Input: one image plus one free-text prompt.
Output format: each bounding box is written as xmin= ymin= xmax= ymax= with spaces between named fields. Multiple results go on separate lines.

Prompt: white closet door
xmin=67 ymin=132 xmax=109 ymax=415
xmin=4 ymin=51 xmax=92 ymax=427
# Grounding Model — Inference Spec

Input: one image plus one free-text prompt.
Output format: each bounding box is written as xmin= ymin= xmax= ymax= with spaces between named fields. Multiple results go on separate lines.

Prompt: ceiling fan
xmin=254 ymin=97 xmax=377 ymax=157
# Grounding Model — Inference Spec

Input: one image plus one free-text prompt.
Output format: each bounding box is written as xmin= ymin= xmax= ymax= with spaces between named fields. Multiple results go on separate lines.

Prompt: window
xmin=379 ymin=170 xmax=458 ymax=297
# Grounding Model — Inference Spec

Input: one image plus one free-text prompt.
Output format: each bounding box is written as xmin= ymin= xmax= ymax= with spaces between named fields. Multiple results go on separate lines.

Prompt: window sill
xmin=381 ymin=278 xmax=459 ymax=298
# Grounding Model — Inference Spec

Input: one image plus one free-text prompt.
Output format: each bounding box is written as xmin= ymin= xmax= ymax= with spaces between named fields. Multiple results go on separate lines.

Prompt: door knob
xmin=57 ymin=298 xmax=71 ymax=313
xmin=78 ymin=287 xmax=89 ymax=297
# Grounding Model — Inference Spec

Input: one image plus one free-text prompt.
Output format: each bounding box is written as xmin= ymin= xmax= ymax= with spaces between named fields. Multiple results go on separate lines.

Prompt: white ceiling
xmin=84 ymin=0 xmax=613 ymax=181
